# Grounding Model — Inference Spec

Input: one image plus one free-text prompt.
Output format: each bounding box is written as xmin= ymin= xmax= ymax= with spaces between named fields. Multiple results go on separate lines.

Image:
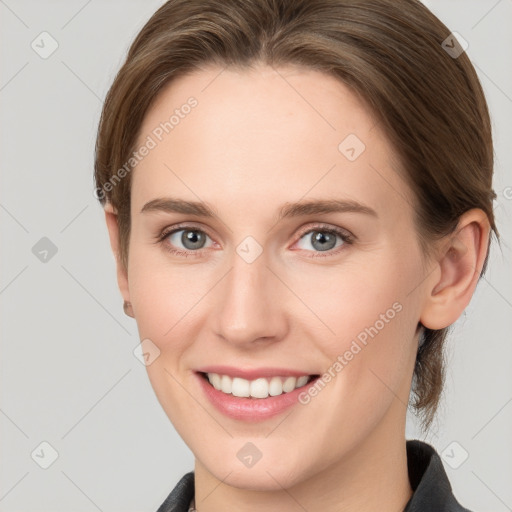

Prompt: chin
xmin=200 ymin=450 xmax=308 ymax=491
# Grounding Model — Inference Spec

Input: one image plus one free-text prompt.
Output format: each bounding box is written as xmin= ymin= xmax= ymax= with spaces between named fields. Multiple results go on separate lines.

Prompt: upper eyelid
xmin=296 ymin=223 xmax=352 ymax=238
xmin=159 ymin=222 xmax=214 ymax=241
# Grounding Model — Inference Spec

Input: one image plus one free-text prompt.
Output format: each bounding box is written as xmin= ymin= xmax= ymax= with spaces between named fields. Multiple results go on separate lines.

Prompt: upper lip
xmin=195 ymin=365 xmax=319 ymax=380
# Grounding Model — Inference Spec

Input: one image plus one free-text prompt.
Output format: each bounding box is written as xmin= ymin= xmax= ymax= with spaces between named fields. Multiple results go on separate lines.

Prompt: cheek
xmin=126 ymin=247 xmax=212 ymax=436
xmin=295 ymin=256 xmax=416 ymax=348
xmin=290 ymin=257 xmax=418 ymax=444
xmin=126 ymin=241 xmax=211 ymax=342
xmin=293 ymin=250 xmax=420 ymax=406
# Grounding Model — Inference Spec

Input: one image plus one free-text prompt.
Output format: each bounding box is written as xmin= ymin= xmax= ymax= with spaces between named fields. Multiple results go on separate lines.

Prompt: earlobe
xmin=420 ymin=209 xmax=490 ymax=330
xmin=103 ymin=202 xmax=131 ymax=309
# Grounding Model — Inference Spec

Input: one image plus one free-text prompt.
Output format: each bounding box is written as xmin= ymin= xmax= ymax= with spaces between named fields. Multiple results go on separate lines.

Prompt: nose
xmin=213 ymin=251 xmax=288 ymax=348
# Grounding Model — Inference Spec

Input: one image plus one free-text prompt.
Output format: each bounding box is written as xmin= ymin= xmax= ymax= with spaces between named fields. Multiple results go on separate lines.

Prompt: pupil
xmin=312 ymin=231 xmax=336 ymax=251
xmin=183 ymin=230 xmax=205 ymax=250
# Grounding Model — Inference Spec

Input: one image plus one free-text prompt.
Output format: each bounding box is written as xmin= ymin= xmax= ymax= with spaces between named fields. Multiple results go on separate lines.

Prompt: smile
xmin=194 ymin=365 xmax=321 ymax=421
xmin=203 ymin=372 xmax=317 ymax=399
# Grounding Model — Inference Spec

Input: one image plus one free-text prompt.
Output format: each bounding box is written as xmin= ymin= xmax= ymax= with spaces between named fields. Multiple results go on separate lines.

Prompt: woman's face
xmin=121 ymin=64 xmax=428 ymax=489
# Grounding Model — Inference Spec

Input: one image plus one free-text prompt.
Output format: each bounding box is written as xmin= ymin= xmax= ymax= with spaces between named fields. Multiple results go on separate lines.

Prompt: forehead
xmin=132 ymin=64 xmax=414 ymax=219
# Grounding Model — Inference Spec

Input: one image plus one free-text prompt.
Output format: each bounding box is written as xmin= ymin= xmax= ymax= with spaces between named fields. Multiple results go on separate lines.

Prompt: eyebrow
xmin=140 ymin=197 xmax=378 ymax=220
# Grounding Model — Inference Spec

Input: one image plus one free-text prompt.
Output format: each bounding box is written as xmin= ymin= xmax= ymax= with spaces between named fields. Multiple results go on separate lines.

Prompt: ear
xmin=104 ymin=202 xmax=131 ymax=307
xmin=420 ymin=208 xmax=491 ymax=330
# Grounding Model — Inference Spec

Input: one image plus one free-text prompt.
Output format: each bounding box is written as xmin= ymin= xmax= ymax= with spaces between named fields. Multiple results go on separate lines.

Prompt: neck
xmin=193 ymin=399 xmax=413 ymax=512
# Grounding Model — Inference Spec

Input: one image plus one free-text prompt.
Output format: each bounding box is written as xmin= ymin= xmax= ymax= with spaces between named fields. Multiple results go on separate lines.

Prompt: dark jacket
xmin=157 ymin=440 xmax=473 ymax=511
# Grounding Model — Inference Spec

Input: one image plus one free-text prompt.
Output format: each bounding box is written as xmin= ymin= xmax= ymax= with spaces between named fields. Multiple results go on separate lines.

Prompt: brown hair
xmin=94 ymin=0 xmax=498 ymax=432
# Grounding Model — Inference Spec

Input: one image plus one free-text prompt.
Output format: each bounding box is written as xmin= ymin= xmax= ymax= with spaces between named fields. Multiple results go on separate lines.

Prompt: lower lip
xmin=196 ymin=372 xmax=319 ymax=422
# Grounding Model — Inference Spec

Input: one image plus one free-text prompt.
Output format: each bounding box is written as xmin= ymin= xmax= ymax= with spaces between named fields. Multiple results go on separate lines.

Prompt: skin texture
xmin=104 ymin=64 xmax=490 ymax=511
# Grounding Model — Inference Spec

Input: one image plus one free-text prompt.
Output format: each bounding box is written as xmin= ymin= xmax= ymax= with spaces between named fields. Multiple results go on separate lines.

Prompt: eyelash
xmin=155 ymin=223 xmax=354 ymax=259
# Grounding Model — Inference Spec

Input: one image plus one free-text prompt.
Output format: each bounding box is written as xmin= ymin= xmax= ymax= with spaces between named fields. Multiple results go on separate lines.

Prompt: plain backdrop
xmin=1 ymin=1 xmax=511 ymax=511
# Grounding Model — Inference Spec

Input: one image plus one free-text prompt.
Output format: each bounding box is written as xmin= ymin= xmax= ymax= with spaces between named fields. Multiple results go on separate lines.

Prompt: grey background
xmin=1 ymin=1 xmax=511 ymax=511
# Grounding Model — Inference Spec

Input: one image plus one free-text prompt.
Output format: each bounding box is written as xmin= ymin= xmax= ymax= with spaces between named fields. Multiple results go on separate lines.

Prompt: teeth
xmin=296 ymin=375 xmax=309 ymax=387
xmin=206 ymin=373 xmax=313 ymax=399
xmin=220 ymin=374 xmax=232 ymax=394
xmin=232 ymin=377 xmax=250 ymax=397
xmin=209 ymin=373 xmax=222 ymax=390
xmin=269 ymin=376 xmax=283 ymax=396
xmin=251 ymin=378 xmax=269 ymax=398
xmin=282 ymin=376 xmax=296 ymax=392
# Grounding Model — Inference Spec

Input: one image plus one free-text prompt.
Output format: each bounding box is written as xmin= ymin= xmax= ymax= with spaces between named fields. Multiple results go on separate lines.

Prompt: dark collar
xmin=157 ymin=470 xmax=194 ymax=512
xmin=403 ymin=440 xmax=472 ymax=511
xmin=157 ymin=440 xmax=472 ymax=512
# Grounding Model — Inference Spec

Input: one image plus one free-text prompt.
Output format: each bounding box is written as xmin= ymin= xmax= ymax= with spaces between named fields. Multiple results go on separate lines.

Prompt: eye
xmin=158 ymin=225 xmax=214 ymax=257
xmin=293 ymin=224 xmax=353 ymax=257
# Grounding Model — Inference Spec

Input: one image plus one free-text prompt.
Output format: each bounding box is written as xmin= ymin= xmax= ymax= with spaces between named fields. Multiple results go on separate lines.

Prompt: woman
xmin=94 ymin=0 xmax=498 ymax=510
